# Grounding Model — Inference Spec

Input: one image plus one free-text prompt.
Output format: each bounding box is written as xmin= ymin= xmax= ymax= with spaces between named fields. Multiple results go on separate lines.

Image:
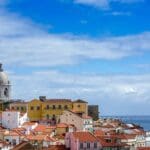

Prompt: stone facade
xmin=0 ymin=64 xmax=11 ymax=102
xmin=60 ymin=110 xmax=93 ymax=132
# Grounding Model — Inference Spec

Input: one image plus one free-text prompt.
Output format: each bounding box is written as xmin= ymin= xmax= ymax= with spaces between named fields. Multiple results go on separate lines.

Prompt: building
xmin=3 ymin=130 xmax=22 ymax=146
xmin=65 ymin=131 xmax=101 ymax=150
xmin=0 ymin=64 xmax=11 ymax=102
xmin=2 ymin=111 xmax=28 ymax=129
xmin=88 ymin=105 xmax=99 ymax=121
xmin=60 ymin=110 xmax=93 ymax=132
xmin=72 ymin=99 xmax=88 ymax=116
xmin=0 ymin=139 xmax=12 ymax=150
xmin=27 ymin=97 xmax=88 ymax=123
xmin=0 ymin=64 xmax=11 ymax=111
xmin=9 ymin=101 xmax=28 ymax=113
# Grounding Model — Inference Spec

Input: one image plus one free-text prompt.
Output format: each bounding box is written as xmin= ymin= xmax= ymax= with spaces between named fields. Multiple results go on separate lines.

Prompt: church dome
xmin=0 ymin=64 xmax=9 ymax=85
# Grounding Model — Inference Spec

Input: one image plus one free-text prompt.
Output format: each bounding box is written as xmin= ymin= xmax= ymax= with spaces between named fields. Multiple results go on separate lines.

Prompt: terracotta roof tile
xmin=57 ymin=123 xmax=68 ymax=128
xmin=73 ymin=131 xmax=98 ymax=142
xmin=137 ymin=148 xmax=150 ymax=150
xmin=22 ymin=122 xmax=37 ymax=126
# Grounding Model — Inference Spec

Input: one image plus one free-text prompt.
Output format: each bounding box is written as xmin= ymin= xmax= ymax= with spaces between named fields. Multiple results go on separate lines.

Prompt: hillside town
xmin=0 ymin=63 xmax=150 ymax=150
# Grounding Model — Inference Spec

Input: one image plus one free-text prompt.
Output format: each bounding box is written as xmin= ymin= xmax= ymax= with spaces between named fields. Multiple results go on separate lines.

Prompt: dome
xmin=0 ymin=64 xmax=9 ymax=85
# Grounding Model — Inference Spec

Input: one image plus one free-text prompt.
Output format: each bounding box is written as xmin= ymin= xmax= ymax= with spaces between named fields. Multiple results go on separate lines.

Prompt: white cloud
xmin=74 ymin=0 xmax=144 ymax=9
xmin=9 ymin=69 xmax=150 ymax=103
xmin=0 ymin=10 xmax=150 ymax=67
xmin=110 ymin=11 xmax=131 ymax=16
xmin=0 ymin=4 xmax=150 ymax=115
xmin=9 ymin=70 xmax=150 ymax=115
xmin=74 ymin=0 xmax=109 ymax=9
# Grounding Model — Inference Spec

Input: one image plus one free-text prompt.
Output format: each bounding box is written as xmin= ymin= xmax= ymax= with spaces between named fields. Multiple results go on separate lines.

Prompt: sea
xmin=102 ymin=116 xmax=150 ymax=131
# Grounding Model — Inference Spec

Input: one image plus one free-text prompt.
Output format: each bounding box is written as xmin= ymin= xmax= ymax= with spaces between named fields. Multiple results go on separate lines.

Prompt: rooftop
xmin=73 ymin=131 xmax=98 ymax=142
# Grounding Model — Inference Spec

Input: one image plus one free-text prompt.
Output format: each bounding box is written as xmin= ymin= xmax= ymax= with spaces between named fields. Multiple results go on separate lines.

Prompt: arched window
xmin=4 ymin=88 xmax=8 ymax=97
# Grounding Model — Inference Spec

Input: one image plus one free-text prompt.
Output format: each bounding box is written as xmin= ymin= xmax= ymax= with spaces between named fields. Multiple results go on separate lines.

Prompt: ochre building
xmin=9 ymin=101 xmax=28 ymax=113
xmin=27 ymin=98 xmax=88 ymax=122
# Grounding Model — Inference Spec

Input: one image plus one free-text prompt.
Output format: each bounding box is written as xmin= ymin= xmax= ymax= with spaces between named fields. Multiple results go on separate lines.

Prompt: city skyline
xmin=0 ymin=0 xmax=150 ymax=115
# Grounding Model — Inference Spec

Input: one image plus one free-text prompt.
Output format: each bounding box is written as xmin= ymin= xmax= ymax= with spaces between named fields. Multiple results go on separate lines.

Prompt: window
xmin=94 ymin=143 xmax=97 ymax=148
xmin=4 ymin=88 xmax=8 ymax=97
xmin=21 ymin=107 xmax=24 ymax=111
xmin=5 ymin=139 xmax=9 ymax=142
xmin=87 ymin=143 xmax=90 ymax=148
xmin=30 ymin=106 xmax=34 ymax=110
xmin=37 ymin=106 xmax=40 ymax=110
xmin=46 ymin=114 xmax=49 ymax=119
xmin=106 ymin=139 xmax=111 ymax=143
xmin=53 ymin=105 xmax=56 ymax=109
xmin=46 ymin=105 xmax=49 ymax=110
xmin=11 ymin=107 xmax=14 ymax=110
xmin=77 ymin=105 xmax=80 ymax=108
xmin=64 ymin=105 xmax=68 ymax=109
xmin=17 ymin=107 xmax=19 ymax=110
xmin=58 ymin=105 xmax=62 ymax=109
xmin=80 ymin=143 xmax=83 ymax=149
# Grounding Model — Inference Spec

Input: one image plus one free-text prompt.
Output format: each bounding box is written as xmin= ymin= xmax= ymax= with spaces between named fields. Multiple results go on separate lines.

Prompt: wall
xmin=60 ymin=110 xmax=83 ymax=131
xmin=2 ymin=111 xmax=20 ymax=129
xmin=27 ymin=99 xmax=43 ymax=121
xmin=73 ymin=102 xmax=88 ymax=115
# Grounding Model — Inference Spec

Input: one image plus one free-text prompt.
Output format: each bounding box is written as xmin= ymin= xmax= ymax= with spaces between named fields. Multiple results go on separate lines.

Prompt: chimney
xmin=39 ymin=96 xmax=46 ymax=101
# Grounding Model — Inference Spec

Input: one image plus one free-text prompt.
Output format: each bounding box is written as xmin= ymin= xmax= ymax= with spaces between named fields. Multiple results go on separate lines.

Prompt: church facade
xmin=0 ymin=63 xmax=11 ymax=102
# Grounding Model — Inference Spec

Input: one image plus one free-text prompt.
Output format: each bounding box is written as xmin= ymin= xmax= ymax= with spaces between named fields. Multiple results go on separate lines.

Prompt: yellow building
xmin=72 ymin=99 xmax=88 ymax=116
xmin=27 ymin=99 xmax=43 ymax=121
xmin=27 ymin=98 xmax=88 ymax=123
xmin=41 ymin=99 xmax=72 ymax=122
xmin=9 ymin=101 xmax=28 ymax=113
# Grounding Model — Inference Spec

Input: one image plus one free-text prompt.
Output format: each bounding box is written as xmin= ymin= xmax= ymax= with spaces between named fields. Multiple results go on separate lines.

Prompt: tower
xmin=0 ymin=63 xmax=11 ymax=102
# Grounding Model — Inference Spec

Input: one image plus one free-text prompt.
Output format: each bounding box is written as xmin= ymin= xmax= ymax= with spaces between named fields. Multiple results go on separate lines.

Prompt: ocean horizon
xmin=102 ymin=116 xmax=150 ymax=131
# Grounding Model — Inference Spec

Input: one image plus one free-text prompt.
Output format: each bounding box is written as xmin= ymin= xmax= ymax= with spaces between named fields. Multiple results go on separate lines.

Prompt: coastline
xmin=102 ymin=116 xmax=150 ymax=131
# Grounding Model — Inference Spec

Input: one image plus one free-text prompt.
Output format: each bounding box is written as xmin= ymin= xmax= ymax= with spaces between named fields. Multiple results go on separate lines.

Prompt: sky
xmin=0 ymin=0 xmax=150 ymax=115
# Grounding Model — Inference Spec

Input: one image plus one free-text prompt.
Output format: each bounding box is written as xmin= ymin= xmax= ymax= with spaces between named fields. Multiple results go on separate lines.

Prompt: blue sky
xmin=0 ymin=0 xmax=150 ymax=115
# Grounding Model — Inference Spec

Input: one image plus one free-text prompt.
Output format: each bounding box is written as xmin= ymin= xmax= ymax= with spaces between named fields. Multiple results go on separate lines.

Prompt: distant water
xmin=102 ymin=116 xmax=150 ymax=131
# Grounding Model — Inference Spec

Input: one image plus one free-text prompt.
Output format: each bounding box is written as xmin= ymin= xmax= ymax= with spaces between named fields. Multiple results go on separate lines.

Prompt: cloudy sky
xmin=0 ymin=0 xmax=150 ymax=115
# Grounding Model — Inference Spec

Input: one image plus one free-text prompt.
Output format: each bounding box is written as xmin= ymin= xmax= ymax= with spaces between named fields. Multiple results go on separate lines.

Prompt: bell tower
xmin=0 ymin=63 xmax=11 ymax=102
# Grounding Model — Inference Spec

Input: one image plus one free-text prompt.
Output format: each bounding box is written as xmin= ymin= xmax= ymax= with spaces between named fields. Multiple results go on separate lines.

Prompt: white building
xmin=0 ymin=64 xmax=11 ymax=102
xmin=0 ymin=139 xmax=12 ymax=150
xmin=3 ymin=130 xmax=21 ymax=146
xmin=2 ymin=111 xmax=28 ymax=129
xmin=60 ymin=110 xmax=93 ymax=132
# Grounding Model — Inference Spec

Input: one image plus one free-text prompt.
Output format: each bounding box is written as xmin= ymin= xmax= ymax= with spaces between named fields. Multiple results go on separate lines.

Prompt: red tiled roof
xmin=12 ymin=127 xmax=26 ymax=132
xmin=4 ymin=131 xmax=20 ymax=136
xmin=34 ymin=125 xmax=56 ymax=132
xmin=97 ymin=136 xmax=127 ymax=147
xmin=26 ymin=134 xmax=56 ymax=142
xmin=43 ymin=145 xmax=66 ymax=150
xmin=26 ymin=134 xmax=47 ymax=141
xmin=73 ymin=131 xmax=98 ymax=142
xmin=122 ymin=134 xmax=136 ymax=139
xmin=22 ymin=122 xmax=37 ymax=126
xmin=57 ymin=123 xmax=68 ymax=128
xmin=137 ymin=148 xmax=150 ymax=150
xmin=94 ymin=130 xmax=106 ymax=136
